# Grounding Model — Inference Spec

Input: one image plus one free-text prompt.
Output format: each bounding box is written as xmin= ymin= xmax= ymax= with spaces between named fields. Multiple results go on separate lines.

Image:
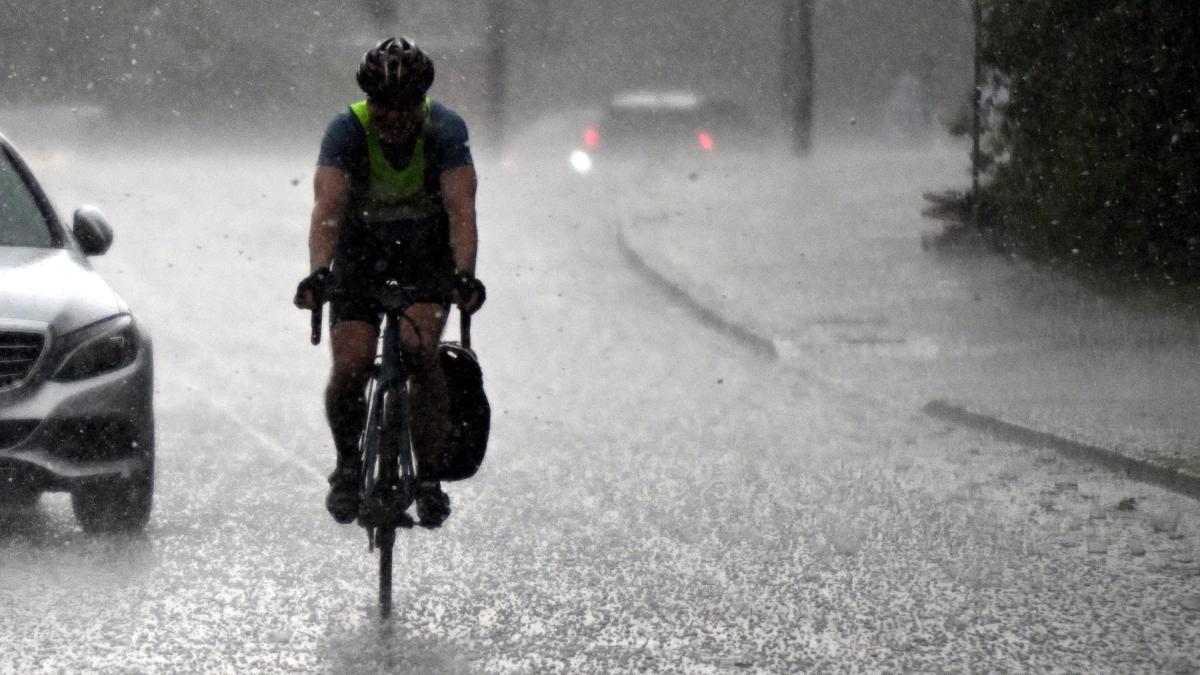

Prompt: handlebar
xmin=308 ymin=296 xmax=475 ymax=349
xmin=311 ymin=304 xmax=324 ymax=346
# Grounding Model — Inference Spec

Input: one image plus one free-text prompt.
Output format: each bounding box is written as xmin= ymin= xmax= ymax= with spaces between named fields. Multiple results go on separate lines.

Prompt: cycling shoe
xmin=325 ymin=466 xmax=361 ymax=524
xmin=415 ymin=481 xmax=451 ymax=529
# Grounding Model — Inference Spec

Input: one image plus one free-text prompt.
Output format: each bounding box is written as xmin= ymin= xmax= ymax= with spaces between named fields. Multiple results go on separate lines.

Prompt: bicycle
xmin=310 ymin=280 xmax=471 ymax=619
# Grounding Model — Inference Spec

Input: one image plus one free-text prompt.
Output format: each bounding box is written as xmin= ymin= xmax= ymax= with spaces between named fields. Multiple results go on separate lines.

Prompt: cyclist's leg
xmin=326 ymin=319 xmax=379 ymax=462
xmin=399 ymin=303 xmax=450 ymax=471
xmin=321 ymin=316 xmax=379 ymax=522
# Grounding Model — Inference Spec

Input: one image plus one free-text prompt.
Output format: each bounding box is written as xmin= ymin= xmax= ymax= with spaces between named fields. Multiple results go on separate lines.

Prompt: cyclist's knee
xmin=399 ymin=303 xmax=447 ymax=354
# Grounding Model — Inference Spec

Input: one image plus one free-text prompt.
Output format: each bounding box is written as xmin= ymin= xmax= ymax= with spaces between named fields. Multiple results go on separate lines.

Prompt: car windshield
xmin=0 ymin=153 xmax=55 ymax=247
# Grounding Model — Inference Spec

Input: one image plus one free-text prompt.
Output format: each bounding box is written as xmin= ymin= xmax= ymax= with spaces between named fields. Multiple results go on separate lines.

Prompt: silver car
xmin=0 ymin=134 xmax=154 ymax=533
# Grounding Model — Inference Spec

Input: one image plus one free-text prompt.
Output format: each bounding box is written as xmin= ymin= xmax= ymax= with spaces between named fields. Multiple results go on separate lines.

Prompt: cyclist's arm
xmin=440 ymin=164 xmax=478 ymax=276
xmin=309 ymin=165 xmax=351 ymax=272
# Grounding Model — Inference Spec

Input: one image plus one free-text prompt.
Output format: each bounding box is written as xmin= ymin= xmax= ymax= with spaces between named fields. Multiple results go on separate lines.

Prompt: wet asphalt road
xmin=1 ymin=140 xmax=1198 ymax=673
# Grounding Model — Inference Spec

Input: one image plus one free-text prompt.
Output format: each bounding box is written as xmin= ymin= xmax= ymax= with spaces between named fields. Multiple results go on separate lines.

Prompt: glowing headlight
xmin=52 ymin=316 xmax=140 ymax=381
xmin=570 ymin=150 xmax=593 ymax=175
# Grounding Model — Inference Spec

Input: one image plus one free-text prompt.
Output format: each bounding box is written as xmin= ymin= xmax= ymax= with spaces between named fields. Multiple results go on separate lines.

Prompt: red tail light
xmin=584 ymin=127 xmax=601 ymax=148
xmin=697 ymin=130 xmax=714 ymax=152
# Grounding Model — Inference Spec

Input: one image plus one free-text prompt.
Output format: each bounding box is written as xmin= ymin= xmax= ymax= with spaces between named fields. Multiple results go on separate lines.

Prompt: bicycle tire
xmin=397 ymin=382 xmax=416 ymax=478
xmin=373 ymin=383 xmax=405 ymax=621
xmin=377 ymin=525 xmax=395 ymax=619
xmin=378 ymin=386 xmax=403 ymax=491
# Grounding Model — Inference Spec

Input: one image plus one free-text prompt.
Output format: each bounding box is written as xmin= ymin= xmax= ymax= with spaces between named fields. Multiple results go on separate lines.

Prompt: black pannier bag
xmin=421 ymin=342 xmax=490 ymax=482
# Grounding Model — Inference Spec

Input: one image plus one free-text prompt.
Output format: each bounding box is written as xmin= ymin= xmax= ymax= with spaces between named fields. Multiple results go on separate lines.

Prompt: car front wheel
xmin=71 ymin=467 xmax=153 ymax=534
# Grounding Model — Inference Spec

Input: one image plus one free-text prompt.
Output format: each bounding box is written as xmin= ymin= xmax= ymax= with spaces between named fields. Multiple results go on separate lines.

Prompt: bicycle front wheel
xmin=377 ymin=525 xmax=395 ymax=619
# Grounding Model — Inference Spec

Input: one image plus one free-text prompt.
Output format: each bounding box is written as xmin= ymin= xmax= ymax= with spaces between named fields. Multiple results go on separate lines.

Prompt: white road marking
xmin=158 ymin=324 xmax=328 ymax=487
xmin=181 ymin=379 xmax=327 ymax=486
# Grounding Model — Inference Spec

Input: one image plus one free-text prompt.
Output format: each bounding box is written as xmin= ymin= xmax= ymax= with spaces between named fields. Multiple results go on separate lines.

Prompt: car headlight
xmin=52 ymin=315 xmax=140 ymax=381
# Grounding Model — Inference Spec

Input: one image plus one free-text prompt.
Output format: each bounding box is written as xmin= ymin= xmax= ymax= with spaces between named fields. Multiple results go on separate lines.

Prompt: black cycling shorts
xmin=329 ymin=291 xmax=450 ymax=331
xmin=328 ymin=218 xmax=455 ymax=329
xmin=328 ymin=256 xmax=454 ymax=331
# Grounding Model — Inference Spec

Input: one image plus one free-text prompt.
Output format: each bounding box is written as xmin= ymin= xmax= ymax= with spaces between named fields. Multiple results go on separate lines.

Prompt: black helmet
xmin=356 ymin=37 xmax=435 ymax=104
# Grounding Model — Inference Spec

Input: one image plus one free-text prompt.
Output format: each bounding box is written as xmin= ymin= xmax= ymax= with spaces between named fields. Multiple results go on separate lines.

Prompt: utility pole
xmin=484 ymin=0 xmax=510 ymax=146
xmin=783 ymin=0 xmax=814 ymax=155
xmin=970 ymin=0 xmax=983 ymax=226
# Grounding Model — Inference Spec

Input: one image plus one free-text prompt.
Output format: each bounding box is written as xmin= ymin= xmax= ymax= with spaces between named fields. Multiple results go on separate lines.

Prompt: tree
xmin=980 ymin=0 xmax=1200 ymax=280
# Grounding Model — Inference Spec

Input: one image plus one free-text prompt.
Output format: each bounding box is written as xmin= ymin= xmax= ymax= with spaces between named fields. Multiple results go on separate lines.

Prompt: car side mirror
xmin=72 ymin=206 xmax=113 ymax=256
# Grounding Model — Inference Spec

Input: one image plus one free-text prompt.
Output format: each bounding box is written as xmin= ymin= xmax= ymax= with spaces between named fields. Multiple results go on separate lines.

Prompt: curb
xmin=617 ymin=214 xmax=1200 ymax=502
xmin=616 ymin=219 xmax=779 ymax=359
xmin=925 ymin=399 xmax=1200 ymax=500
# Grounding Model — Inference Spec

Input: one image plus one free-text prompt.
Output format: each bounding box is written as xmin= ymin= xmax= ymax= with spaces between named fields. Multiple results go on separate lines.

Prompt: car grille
xmin=0 ymin=331 xmax=45 ymax=390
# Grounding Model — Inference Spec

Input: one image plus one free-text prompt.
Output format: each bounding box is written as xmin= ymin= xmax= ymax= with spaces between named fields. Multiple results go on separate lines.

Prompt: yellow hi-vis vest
xmin=349 ymin=97 xmax=442 ymax=227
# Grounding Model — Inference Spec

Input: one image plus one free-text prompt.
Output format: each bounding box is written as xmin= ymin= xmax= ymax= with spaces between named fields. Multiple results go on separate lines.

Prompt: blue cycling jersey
xmin=317 ymin=99 xmax=473 ymax=190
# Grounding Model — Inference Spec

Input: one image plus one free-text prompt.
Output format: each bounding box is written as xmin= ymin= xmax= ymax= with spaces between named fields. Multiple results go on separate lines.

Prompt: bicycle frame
xmin=362 ymin=309 xmax=416 ymax=521
xmin=311 ymin=281 xmax=466 ymax=620
xmin=312 ymin=284 xmax=420 ymax=619
xmin=361 ymin=292 xmax=423 ymax=619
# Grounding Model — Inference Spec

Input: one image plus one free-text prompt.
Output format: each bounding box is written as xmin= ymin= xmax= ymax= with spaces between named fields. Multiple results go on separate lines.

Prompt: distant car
xmin=0 ymin=133 xmax=154 ymax=533
xmin=571 ymin=90 xmax=753 ymax=174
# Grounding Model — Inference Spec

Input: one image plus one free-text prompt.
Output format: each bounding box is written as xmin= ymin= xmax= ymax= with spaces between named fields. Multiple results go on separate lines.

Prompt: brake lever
xmin=310 ymin=305 xmax=323 ymax=346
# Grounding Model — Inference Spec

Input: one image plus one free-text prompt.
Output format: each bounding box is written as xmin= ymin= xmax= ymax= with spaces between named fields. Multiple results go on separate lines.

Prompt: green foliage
xmin=979 ymin=0 xmax=1200 ymax=282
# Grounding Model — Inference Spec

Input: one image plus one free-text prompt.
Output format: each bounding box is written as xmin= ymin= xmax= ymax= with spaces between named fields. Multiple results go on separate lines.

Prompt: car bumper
xmin=0 ymin=331 xmax=153 ymax=491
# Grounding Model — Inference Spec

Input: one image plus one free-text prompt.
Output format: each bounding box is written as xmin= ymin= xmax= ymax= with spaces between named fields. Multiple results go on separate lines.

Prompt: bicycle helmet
xmin=356 ymin=37 xmax=435 ymax=104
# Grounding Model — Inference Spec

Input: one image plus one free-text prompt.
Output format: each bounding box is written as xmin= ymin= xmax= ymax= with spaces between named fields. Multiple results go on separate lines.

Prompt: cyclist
xmin=294 ymin=37 xmax=485 ymax=527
